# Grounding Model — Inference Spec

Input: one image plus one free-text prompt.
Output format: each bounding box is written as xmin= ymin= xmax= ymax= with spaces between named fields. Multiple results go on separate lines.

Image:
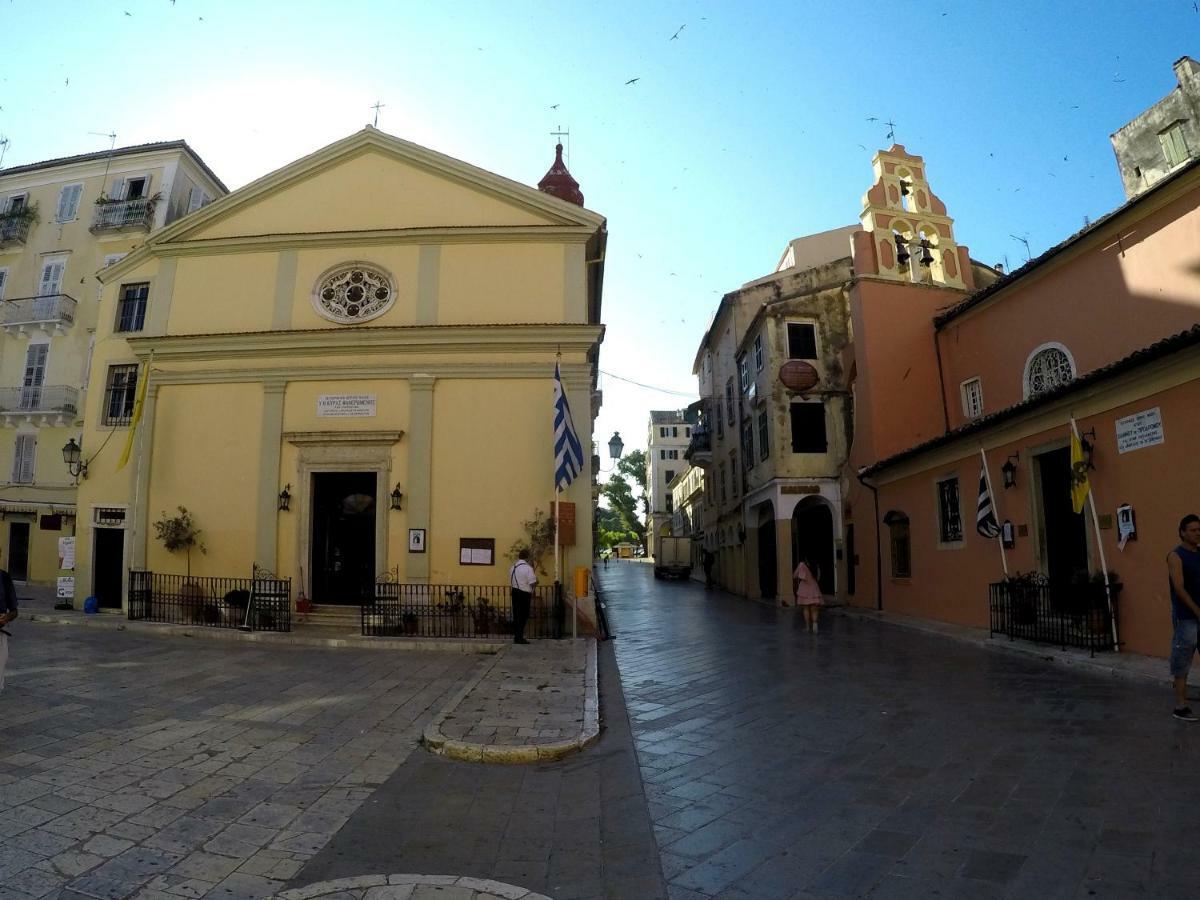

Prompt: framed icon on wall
xmin=408 ymin=528 xmax=426 ymax=553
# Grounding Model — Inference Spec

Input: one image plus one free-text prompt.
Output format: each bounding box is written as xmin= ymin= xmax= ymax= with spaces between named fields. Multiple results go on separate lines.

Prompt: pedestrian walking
xmin=0 ymin=548 xmax=18 ymax=693
xmin=1168 ymin=514 xmax=1200 ymax=721
xmin=603 ymin=552 xmax=609 ymax=570
xmin=793 ymin=558 xmax=823 ymax=633
xmin=509 ymin=548 xmax=537 ymax=645
xmin=702 ymin=548 xmax=715 ymax=589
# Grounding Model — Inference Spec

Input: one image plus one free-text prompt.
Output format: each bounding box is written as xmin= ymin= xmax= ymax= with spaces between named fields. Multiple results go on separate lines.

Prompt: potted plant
xmin=152 ymin=506 xmax=208 ymax=621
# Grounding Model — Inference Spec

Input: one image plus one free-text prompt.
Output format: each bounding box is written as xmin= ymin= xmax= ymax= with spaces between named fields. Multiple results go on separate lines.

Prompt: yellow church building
xmin=73 ymin=128 xmax=606 ymax=620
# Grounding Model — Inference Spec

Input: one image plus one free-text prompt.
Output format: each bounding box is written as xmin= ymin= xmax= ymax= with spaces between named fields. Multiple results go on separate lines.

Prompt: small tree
xmin=506 ymin=509 xmax=555 ymax=576
xmin=152 ymin=506 xmax=207 ymax=576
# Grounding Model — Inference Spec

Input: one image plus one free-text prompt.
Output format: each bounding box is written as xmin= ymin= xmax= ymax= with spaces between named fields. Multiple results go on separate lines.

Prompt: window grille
xmin=103 ymin=364 xmax=139 ymax=426
xmin=1026 ymin=348 xmax=1074 ymax=397
xmin=937 ymin=478 xmax=963 ymax=543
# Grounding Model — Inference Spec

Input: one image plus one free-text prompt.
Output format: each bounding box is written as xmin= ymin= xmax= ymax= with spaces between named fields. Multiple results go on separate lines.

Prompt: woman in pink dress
xmin=792 ymin=559 xmax=823 ymax=633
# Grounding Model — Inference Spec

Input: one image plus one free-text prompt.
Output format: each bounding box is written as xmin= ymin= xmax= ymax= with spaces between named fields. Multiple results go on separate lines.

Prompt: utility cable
xmin=599 ymin=369 xmax=695 ymax=398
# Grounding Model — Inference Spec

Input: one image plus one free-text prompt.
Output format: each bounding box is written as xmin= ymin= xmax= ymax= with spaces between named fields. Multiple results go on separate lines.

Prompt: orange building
xmin=845 ymin=142 xmax=1200 ymax=660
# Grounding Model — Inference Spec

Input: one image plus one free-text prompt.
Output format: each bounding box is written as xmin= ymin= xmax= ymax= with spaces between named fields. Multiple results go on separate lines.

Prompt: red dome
xmin=538 ymin=143 xmax=584 ymax=206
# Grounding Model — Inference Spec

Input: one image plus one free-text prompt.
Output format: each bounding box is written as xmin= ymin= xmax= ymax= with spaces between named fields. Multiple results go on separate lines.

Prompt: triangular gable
xmin=105 ymin=129 xmax=602 ymax=279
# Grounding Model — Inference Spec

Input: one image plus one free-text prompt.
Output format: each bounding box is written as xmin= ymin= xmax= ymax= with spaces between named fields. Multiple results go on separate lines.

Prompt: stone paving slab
xmin=422 ymin=639 xmax=598 ymax=764
xmin=0 ymin=621 xmax=481 ymax=900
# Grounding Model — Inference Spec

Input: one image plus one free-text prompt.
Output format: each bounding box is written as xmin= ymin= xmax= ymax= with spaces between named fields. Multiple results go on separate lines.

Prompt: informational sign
xmin=555 ymin=501 xmax=576 ymax=546
xmin=58 ymin=536 xmax=75 ymax=570
xmin=458 ymin=538 xmax=495 ymax=566
xmin=408 ymin=528 xmax=426 ymax=553
xmin=1115 ymin=407 xmax=1164 ymax=454
xmin=782 ymin=485 xmax=821 ymax=495
xmin=317 ymin=394 xmax=377 ymax=418
xmin=56 ymin=576 xmax=74 ymax=599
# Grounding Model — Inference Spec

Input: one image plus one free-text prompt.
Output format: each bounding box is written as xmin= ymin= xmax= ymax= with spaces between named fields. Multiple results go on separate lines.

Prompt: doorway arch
xmin=757 ymin=502 xmax=777 ymax=600
xmin=792 ymin=497 xmax=835 ymax=595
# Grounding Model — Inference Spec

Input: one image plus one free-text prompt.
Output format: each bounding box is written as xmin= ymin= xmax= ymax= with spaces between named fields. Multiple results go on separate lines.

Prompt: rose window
xmin=313 ymin=264 xmax=394 ymax=323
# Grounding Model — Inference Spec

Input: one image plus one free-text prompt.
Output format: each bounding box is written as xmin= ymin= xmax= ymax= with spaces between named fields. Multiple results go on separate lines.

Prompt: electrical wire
xmin=599 ymin=369 xmax=695 ymax=398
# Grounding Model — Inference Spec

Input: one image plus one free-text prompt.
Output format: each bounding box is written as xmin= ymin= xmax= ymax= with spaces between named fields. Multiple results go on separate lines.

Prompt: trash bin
xmin=83 ymin=596 xmax=99 ymax=614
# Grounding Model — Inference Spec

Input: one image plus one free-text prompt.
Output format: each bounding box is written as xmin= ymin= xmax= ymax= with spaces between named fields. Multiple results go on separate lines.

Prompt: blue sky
xmin=1 ymin=0 xmax=1195 ymax=467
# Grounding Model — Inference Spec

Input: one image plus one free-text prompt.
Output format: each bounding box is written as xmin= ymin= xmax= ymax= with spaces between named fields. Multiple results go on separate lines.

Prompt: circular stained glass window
xmin=312 ymin=263 xmax=395 ymax=323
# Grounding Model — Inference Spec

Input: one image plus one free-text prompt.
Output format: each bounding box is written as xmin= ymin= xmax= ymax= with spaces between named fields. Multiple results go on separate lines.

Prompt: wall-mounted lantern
xmin=608 ymin=431 xmax=625 ymax=460
xmin=62 ymin=438 xmax=88 ymax=480
xmin=1001 ymin=453 xmax=1019 ymax=489
xmin=390 ymin=484 xmax=403 ymax=510
xmin=278 ymin=484 xmax=291 ymax=512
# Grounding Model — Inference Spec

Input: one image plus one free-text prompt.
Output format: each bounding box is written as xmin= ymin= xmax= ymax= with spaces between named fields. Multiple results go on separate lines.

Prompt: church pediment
xmin=129 ymin=129 xmax=603 ymax=256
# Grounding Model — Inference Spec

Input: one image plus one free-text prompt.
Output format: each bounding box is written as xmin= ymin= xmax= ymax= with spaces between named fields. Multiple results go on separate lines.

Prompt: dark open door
xmin=311 ymin=472 xmax=377 ymax=604
xmin=8 ymin=522 xmax=29 ymax=581
xmin=93 ymin=527 xmax=124 ymax=608
xmin=1038 ymin=447 xmax=1089 ymax=586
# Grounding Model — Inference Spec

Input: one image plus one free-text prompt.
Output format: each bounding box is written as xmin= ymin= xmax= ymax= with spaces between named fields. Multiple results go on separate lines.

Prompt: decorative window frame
xmin=1022 ymin=341 xmax=1076 ymax=399
xmin=960 ymin=377 xmax=984 ymax=419
xmin=310 ymin=261 xmax=397 ymax=324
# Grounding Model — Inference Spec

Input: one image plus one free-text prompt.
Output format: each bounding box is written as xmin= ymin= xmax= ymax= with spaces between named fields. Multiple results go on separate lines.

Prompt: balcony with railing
xmin=91 ymin=196 xmax=156 ymax=233
xmin=0 ymin=385 xmax=79 ymax=426
xmin=2 ymin=294 xmax=77 ymax=336
xmin=0 ymin=211 xmax=33 ymax=246
xmin=685 ymin=425 xmax=713 ymax=467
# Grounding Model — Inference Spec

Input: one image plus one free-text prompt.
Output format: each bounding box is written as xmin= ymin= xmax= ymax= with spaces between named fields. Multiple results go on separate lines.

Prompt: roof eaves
xmin=862 ymin=323 xmax=1200 ymax=476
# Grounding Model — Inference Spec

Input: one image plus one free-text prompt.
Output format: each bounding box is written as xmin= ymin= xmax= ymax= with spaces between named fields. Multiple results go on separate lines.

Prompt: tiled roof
xmin=934 ymin=154 xmax=1200 ymax=328
xmin=862 ymin=323 xmax=1200 ymax=476
xmin=0 ymin=140 xmax=228 ymax=192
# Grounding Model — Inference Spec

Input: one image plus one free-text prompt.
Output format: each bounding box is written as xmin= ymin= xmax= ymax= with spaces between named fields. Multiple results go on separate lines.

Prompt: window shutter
xmin=12 ymin=435 xmax=36 ymax=483
xmin=0 ymin=269 xmax=7 ymax=300
xmin=39 ymin=262 xmax=64 ymax=296
xmin=109 ymin=177 xmax=126 ymax=201
xmin=56 ymin=187 xmax=72 ymax=222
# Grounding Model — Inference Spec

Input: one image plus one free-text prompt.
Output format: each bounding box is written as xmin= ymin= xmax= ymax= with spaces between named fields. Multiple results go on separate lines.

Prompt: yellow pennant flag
xmin=1069 ymin=430 xmax=1091 ymax=514
xmin=115 ymin=359 xmax=151 ymax=471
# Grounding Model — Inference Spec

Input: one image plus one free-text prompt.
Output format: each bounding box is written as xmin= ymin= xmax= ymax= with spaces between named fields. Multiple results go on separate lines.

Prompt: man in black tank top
xmin=1167 ymin=514 xmax=1200 ymax=720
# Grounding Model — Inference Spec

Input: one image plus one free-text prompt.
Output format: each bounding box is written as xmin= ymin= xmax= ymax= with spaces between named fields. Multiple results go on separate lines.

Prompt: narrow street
xmin=599 ymin=560 xmax=1200 ymax=899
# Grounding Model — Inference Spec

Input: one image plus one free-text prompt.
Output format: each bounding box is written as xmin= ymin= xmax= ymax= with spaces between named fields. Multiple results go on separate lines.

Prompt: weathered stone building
xmin=1111 ymin=55 xmax=1199 ymax=199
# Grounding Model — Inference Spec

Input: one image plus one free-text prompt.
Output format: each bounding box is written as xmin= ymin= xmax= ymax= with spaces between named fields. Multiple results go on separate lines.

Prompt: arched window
xmin=1024 ymin=344 xmax=1076 ymax=398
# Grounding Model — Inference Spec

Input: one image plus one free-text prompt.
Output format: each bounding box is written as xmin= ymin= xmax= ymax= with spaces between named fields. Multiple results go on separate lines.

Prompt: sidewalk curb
xmin=21 ymin=612 xmax=505 ymax=654
xmin=423 ymin=637 xmax=600 ymax=764
xmin=832 ymin=605 xmax=1187 ymax=688
xmin=280 ymin=873 xmax=552 ymax=900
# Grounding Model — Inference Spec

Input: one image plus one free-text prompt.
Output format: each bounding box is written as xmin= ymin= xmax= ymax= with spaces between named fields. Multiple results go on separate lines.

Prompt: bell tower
xmin=859 ymin=145 xmax=966 ymax=289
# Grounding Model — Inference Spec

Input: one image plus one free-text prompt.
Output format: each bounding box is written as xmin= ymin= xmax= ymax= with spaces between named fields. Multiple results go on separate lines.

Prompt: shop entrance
xmin=310 ymin=472 xmax=377 ymax=604
xmin=93 ymin=528 xmax=125 ymax=609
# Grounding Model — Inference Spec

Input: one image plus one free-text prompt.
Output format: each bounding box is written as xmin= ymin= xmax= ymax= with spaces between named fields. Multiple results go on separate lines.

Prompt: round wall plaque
xmin=779 ymin=360 xmax=819 ymax=392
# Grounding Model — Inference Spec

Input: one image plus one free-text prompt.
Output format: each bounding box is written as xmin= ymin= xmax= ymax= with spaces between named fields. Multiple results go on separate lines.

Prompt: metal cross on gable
xmin=551 ymin=126 xmax=570 ymax=163
xmin=885 ymin=119 xmax=898 ymax=143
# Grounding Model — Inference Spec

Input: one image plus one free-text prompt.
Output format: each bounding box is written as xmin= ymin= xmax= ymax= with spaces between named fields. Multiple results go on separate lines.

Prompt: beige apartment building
xmin=0 ymin=141 xmax=226 ymax=586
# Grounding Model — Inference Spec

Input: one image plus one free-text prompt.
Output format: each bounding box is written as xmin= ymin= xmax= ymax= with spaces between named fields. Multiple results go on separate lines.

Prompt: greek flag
xmin=976 ymin=465 xmax=1000 ymax=538
xmin=554 ymin=362 xmax=584 ymax=491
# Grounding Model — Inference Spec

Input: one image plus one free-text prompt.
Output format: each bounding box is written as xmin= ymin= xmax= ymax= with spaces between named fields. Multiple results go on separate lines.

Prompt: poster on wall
xmin=408 ymin=528 xmax=426 ymax=553
xmin=1115 ymin=407 xmax=1164 ymax=454
xmin=58 ymin=536 xmax=75 ymax=570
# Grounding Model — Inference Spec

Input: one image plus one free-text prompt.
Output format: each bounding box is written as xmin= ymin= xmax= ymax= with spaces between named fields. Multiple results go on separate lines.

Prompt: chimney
xmin=1173 ymin=56 xmax=1200 ymax=88
xmin=994 ymin=263 xmax=1005 ymax=274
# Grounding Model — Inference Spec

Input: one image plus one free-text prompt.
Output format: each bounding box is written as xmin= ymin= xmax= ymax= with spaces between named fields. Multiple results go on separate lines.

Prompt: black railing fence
xmin=362 ymin=581 xmax=565 ymax=639
xmin=989 ymin=575 xmax=1120 ymax=655
xmin=128 ymin=570 xmax=292 ymax=632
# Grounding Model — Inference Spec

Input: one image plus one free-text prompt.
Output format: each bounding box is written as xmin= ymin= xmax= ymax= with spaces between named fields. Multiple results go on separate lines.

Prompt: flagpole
xmin=979 ymin=448 xmax=1009 ymax=577
xmin=1071 ymin=417 xmax=1117 ymax=651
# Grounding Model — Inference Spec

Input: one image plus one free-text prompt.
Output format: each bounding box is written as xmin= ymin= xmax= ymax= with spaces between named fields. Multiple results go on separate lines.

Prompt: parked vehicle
xmin=654 ymin=536 xmax=691 ymax=580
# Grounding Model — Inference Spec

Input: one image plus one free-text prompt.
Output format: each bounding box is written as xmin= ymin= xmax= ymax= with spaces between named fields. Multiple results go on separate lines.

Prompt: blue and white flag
xmin=976 ymin=465 xmax=1001 ymax=538
xmin=554 ymin=361 xmax=585 ymax=492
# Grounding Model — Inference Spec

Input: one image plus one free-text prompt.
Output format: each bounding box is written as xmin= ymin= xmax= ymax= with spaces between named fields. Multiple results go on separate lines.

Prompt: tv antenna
xmin=1009 ymin=233 xmax=1032 ymax=263
xmin=0 ymin=136 xmax=9 ymax=168
xmin=370 ymin=101 xmax=384 ymax=128
xmin=88 ymin=131 xmax=118 ymax=190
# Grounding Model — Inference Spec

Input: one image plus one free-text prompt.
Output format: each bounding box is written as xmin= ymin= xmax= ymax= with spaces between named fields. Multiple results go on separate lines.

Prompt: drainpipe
xmin=932 ymin=329 xmax=950 ymax=433
xmin=856 ymin=468 xmax=883 ymax=611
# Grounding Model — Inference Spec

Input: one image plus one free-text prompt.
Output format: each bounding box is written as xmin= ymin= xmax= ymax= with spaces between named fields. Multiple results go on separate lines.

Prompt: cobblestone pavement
xmin=599 ymin=561 xmax=1200 ymax=899
xmin=293 ymin=638 xmax=666 ymax=900
xmin=0 ymin=621 xmax=478 ymax=900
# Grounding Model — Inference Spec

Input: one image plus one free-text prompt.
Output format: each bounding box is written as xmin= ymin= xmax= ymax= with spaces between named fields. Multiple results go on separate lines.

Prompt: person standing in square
xmin=792 ymin=558 xmax=823 ymax=633
xmin=509 ymin=548 xmax=537 ymax=645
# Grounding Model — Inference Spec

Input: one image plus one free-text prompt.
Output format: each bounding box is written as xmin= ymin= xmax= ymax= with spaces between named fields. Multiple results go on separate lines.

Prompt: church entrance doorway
xmin=1036 ymin=447 xmax=1088 ymax=586
xmin=311 ymin=472 xmax=377 ymax=605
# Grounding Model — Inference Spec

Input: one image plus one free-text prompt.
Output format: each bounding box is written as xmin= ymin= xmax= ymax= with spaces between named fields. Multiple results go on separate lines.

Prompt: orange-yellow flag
xmin=115 ymin=358 xmax=151 ymax=471
xmin=1070 ymin=430 xmax=1091 ymax=514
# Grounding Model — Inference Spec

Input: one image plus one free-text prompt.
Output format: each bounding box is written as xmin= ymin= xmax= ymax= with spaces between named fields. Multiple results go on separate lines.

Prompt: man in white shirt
xmin=509 ymin=548 xmax=537 ymax=644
